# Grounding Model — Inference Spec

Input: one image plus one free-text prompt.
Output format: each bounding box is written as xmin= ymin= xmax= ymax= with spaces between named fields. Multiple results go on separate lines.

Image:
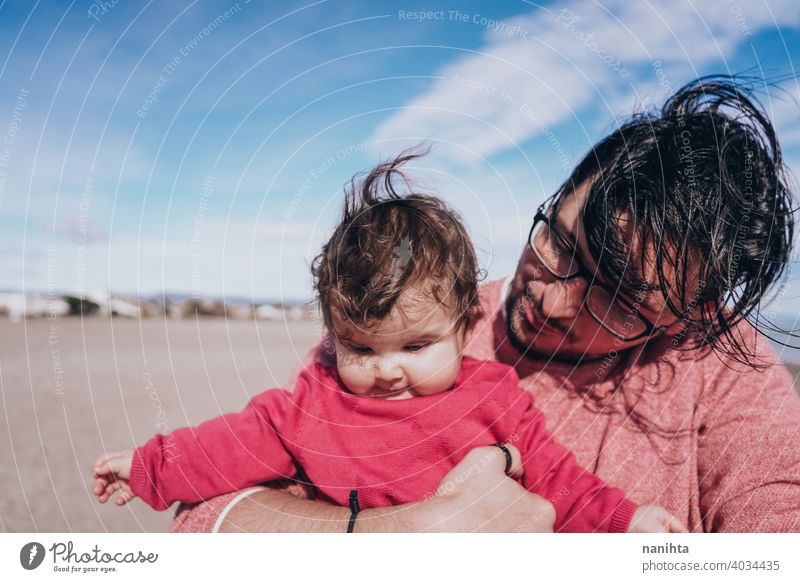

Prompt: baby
xmin=92 ymin=151 xmax=686 ymax=533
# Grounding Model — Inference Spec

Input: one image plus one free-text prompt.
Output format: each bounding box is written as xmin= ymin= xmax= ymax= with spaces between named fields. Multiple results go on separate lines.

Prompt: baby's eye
xmin=352 ymin=346 xmax=373 ymax=354
xmin=404 ymin=344 xmax=428 ymax=352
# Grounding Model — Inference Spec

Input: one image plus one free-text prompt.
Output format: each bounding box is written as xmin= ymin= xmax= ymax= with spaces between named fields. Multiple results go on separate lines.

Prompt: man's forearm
xmin=217 ymin=488 xmax=421 ymax=532
xmin=216 ymin=446 xmax=555 ymax=533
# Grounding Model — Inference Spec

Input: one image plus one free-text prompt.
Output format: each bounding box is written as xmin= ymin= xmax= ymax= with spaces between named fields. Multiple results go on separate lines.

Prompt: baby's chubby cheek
xmin=335 ymin=358 xmax=375 ymax=395
xmin=411 ymin=356 xmax=463 ymax=395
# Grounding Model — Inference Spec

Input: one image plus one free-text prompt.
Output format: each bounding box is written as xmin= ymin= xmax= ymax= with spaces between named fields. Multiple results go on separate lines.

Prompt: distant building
xmin=226 ymin=303 xmax=254 ymax=320
xmin=255 ymin=304 xmax=282 ymax=321
xmin=0 ymin=290 xmax=315 ymax=321
xmin=0 ymin=292 xmax=70 ymax=321
xmin=106 ymin=297 xmax=142 ymax=318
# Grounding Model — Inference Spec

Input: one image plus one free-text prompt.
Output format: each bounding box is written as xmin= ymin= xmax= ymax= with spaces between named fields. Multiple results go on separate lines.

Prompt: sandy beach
xmin=0 ymin=317 xmax=321 ymax=533
xmin=2 ymin=317 xmax=798 ymax=533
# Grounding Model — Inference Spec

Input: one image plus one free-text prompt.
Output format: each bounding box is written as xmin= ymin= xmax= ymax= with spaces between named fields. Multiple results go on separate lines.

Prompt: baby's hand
xmin=628 ymin=504 xmax=688 ymax=533
xmin=92 ymin=450 xmax=136 ymax=506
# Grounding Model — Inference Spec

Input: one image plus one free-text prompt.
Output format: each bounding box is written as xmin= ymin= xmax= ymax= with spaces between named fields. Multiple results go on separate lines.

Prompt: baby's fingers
xmin=115 ymin=489 xmax=136 ymax=506
xmin=97 ymin=480 xmax=124 ymax=504
xmin=92 ymin=476 xmax=109 ymax=496
xmin=93 ymin=451 xmax=118 ymax=472
xmin=93 ymin=457 xmax=115 ymax=479
xmin=93 ymin=450 xmax=133 ymax=480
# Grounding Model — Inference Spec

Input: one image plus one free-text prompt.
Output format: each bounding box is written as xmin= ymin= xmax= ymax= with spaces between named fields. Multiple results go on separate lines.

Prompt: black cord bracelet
xmin=347 ymin=490 xmax=360 ymax=533
xmin=493 ymin=443 xmax=513 ymax=475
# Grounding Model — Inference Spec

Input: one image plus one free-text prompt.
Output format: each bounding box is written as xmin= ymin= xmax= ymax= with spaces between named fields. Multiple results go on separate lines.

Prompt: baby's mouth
xmin=369 ymin=385 xmax=409 ymax=398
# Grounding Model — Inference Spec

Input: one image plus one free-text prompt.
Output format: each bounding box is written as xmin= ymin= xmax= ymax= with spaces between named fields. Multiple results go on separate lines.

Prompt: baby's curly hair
xmin=312 ymin=148 xmax=484 ymax=336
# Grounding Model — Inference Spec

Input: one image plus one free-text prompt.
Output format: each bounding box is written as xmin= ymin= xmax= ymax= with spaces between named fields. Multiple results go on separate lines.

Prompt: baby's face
xmin=331 ymin=288 xmax=466 ymax=400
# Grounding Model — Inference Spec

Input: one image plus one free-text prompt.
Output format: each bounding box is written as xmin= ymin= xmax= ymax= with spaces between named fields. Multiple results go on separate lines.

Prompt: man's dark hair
xmin=311 ymin=149 xmax=484 ymax=336
xmin=552 ymin=75 xmax=795 ymax=369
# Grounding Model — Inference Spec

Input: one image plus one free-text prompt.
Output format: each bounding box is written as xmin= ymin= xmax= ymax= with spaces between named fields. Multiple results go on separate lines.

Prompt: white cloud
xmin=767 ymin=80 xmax=800 ymax=147
xmin=369 ymin=0 xmax=800 ymax=164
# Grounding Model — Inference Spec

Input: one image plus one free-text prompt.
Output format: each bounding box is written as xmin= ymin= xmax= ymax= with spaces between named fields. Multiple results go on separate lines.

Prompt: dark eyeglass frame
xmin=528 ymin=203 xmax=666 ymax=342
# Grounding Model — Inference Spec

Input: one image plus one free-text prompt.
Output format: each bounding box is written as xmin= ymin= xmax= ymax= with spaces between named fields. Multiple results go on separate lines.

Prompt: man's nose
xmin=539 ymin=277 xmax=588 ymax=318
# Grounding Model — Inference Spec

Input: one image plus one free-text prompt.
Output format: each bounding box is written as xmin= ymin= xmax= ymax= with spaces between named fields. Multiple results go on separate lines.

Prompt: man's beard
xmin=503 ymin=290 xmax=601 ymax=364
xmin=505 ymin=292 xmax=538 ymax=358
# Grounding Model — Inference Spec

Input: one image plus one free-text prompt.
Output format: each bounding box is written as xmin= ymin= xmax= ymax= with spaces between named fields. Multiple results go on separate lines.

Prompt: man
xmin=172 ymin=75 xmax=800 ymax=532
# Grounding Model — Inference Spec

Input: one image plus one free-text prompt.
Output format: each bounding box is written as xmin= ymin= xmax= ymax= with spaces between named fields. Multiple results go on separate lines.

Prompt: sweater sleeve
xmin=696 ymin=334 xmax=800 ymax=532
xmin=129 ymin=367 xmax=317 ymax=511
xmin=513 ymin=394 xmax=637 ymax=532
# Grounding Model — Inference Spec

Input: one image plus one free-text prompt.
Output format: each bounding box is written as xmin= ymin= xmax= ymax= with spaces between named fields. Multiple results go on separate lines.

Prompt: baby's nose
xmin=373 ymin=358 xmax=404 ymax=383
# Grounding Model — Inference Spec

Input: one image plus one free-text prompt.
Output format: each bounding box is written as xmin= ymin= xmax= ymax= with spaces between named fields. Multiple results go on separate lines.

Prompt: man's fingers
xmin=466 ymin=444 xmax=524 ymax=478
xmin=503 ymin=444 xmax=524 ymax=479
xmin=667 ymin=513 xmax=689 ymax=533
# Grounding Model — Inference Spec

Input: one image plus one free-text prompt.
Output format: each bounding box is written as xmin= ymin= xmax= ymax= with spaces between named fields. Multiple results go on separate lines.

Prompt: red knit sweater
xmin=130 ymin=356 xmax=637 ymax=532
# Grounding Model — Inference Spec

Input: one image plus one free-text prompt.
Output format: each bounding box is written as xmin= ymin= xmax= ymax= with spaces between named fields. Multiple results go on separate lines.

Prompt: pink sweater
xmin=170 ymin=278 xmax=800 ymax=532
xmin=132 ymin=356 xmax=637 ymax=532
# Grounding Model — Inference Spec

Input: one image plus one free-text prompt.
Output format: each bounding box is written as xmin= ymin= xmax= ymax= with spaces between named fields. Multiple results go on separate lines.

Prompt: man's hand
xmin=628 ymin=504 xmax=688 ymax=533
xmin=414 ymin=445 xmax=555 ymax=532
xmin=92 ymin=450 xmax=137 ymax=506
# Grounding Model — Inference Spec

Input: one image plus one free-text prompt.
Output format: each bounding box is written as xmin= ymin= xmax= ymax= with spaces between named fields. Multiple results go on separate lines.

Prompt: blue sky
xmin=1 ymin=0 xmax=799 ymax=311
